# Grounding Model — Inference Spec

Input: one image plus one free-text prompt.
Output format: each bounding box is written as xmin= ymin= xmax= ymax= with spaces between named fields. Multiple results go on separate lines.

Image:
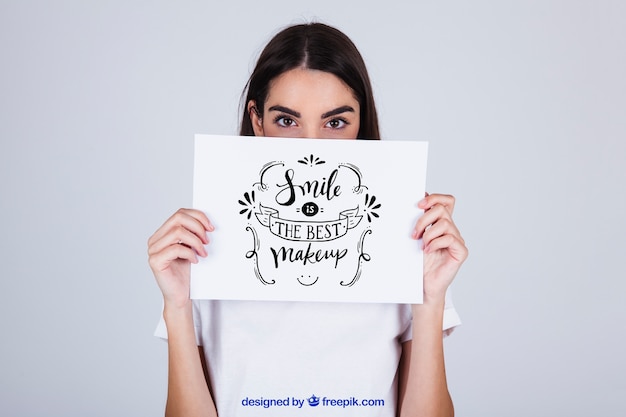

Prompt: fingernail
xmin=418 ymin=198 xmax=427 ymax=208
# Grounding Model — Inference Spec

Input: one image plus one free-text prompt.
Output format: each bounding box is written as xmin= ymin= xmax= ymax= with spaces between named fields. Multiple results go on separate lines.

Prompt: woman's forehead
xmin=265 ymin=68 xmax=358 ymax=111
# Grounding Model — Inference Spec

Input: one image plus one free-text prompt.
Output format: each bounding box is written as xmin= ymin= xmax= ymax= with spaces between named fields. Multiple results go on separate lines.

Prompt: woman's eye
xmin=276 ymin=116 xmax=296 ymax=127
xmin=326 ymin=118 xmax=347 ymax=129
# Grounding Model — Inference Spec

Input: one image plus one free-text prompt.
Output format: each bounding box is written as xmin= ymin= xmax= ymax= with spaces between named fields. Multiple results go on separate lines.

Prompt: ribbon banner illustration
xmin=255 ymin=205 xmax=362 ymax=242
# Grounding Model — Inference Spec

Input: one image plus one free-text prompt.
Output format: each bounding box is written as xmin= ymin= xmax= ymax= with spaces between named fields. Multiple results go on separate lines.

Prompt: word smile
xmin=275 ymin=168 xmax=342 ymax=206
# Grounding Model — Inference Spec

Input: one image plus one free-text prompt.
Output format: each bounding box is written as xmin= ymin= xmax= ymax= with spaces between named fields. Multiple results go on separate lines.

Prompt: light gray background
xmin=1 ymin=1 xmax=624 ymax=416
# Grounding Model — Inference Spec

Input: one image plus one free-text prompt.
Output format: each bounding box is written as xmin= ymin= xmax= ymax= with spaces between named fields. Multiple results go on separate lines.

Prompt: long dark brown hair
xmin=239 ymin=23 xmax=380 ymax=140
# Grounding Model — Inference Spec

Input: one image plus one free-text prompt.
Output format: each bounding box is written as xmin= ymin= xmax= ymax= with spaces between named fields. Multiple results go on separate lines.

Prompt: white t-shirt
xmin=155 ymin=294 xmax=460 ymax=416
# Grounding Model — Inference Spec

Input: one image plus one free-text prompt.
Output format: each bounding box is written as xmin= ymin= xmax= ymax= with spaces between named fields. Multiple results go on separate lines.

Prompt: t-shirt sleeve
xmin=153 ymin=311 xmax=168 ymax=340
xmin=442 ymin=287 xmax=461 ymax=337
xmin=153 ymin=300 xmax=205 ymax=346
xmin=399 ymin=287 xmax=462 ymax=343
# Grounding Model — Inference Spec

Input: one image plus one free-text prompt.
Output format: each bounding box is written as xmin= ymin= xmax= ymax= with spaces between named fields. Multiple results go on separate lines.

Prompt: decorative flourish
xmin=253 ymin=161 xmax=284 ymax=191
xmin=238 ymin=190 xmax=256 ymax=220
xmin=363 ymin=193 xmax=382 ymax=223
xmin=245 ymin=226 xmax=275 ymax=285
xmin=341 ymin=229 xmax=372 ymax=287
xmin=338 ymin=163 xmax=367 ymax=194
xmin=298 ymin=154 xmax=325 ymax=167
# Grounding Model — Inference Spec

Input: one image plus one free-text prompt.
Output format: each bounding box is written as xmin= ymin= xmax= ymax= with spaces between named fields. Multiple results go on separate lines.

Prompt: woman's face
xmin=248 ymin=68 xmax=360 ymax=140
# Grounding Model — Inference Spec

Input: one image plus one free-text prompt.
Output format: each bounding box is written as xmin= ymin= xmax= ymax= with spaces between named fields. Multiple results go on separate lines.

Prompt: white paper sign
xmin=191 ymin=134 xmax=428 ymax=304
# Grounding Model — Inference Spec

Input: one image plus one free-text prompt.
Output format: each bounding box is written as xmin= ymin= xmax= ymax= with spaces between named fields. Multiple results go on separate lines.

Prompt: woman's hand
xmin=412 ymin=194 xmax=468 ymax=303
xmin=147 ymin=208 xmax=214 ymax=309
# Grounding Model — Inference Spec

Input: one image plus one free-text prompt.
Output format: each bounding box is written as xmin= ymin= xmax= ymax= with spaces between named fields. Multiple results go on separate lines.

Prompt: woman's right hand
xmin=147 ymin=208 xmax=214 ymax=309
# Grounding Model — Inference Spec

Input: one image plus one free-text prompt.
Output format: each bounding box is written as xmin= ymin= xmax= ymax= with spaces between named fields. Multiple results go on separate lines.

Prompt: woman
xmin=149 ymin=23 xmax=467 ymax=417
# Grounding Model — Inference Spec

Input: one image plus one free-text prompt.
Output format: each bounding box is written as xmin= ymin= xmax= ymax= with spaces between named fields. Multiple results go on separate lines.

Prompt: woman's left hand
xmin=412 ymin=193 xmax=468 ymax=303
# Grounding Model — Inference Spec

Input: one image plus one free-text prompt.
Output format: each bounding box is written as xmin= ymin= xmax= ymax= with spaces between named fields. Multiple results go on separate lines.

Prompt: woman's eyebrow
xmin=268 ymin=105 xmax=301 ymax=118
xmin=321 ymin=106 xmax=355 ymax=119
